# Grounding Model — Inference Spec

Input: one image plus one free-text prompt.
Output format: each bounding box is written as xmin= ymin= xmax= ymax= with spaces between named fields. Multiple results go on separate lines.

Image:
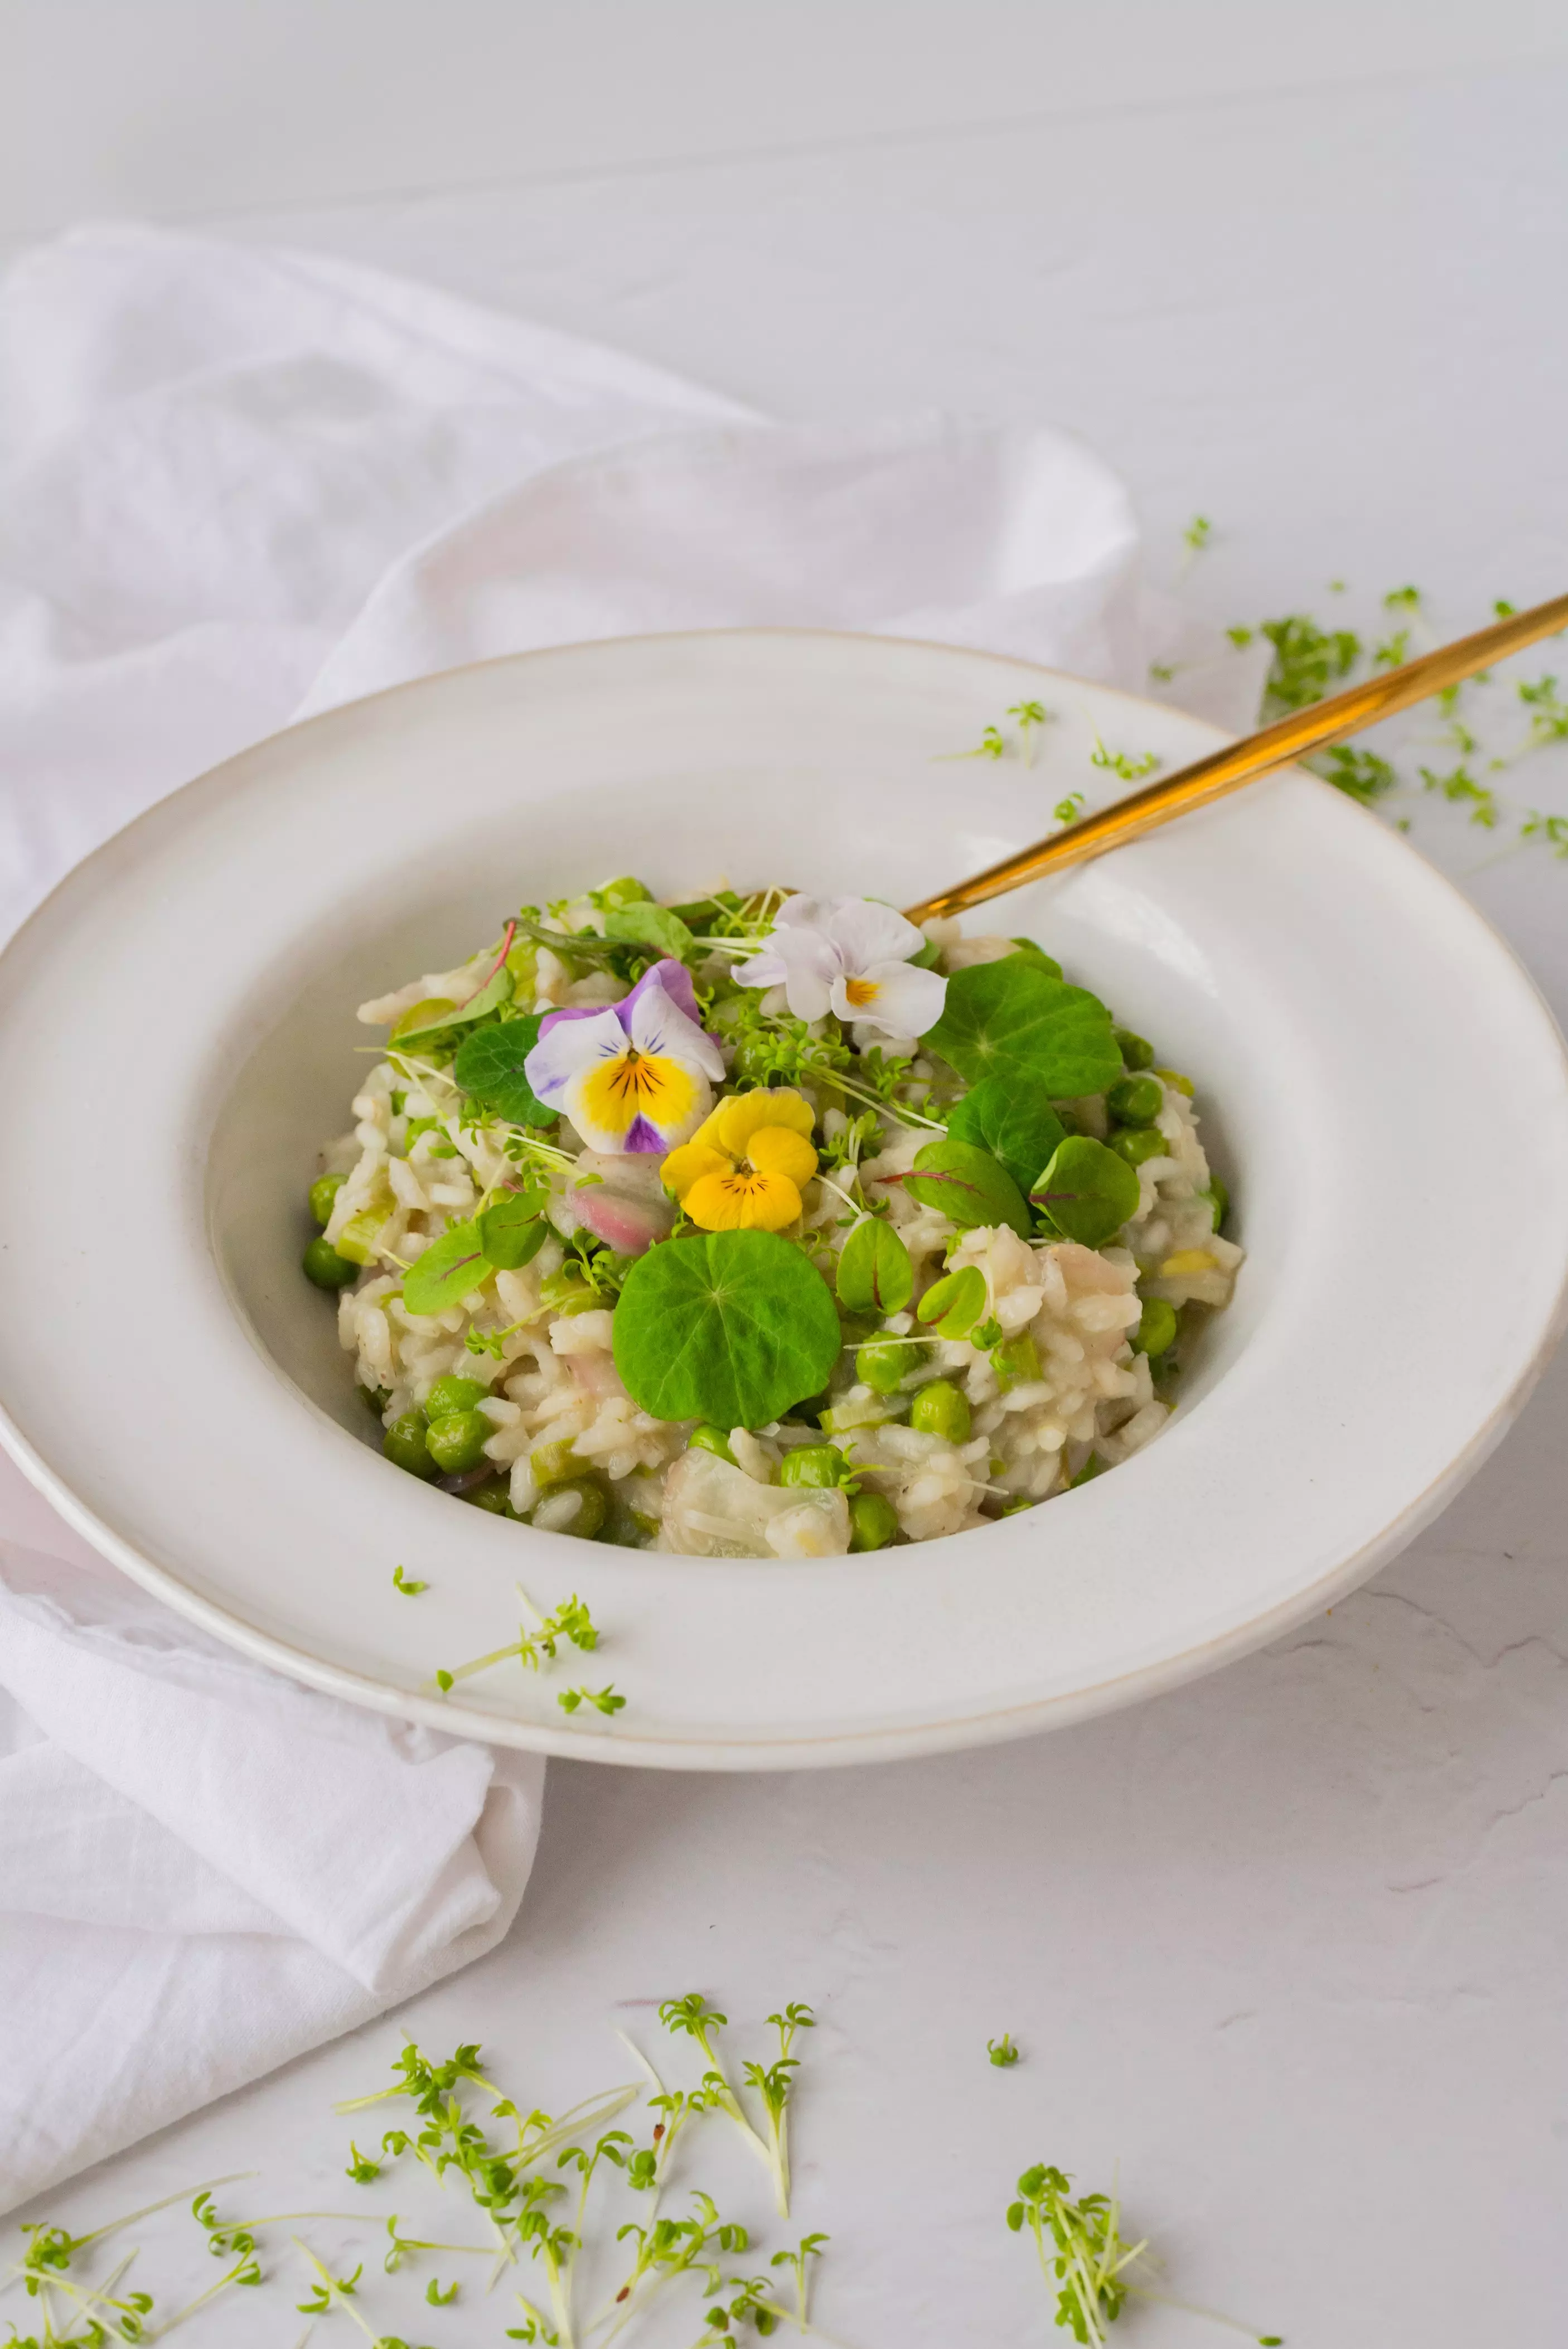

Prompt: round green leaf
xmin=915 ymin=1264 xmax=988 ymax=1338
xmin=903 ymin=1139 xmax=1032 ymax=1238
xmin=926 ymin=959 xmax=1121 ymax=1098
xmin=477 ymin=1190 xmax=549 ymax=1270
xmin=1030 ymin=1137 xmax=1142 ymax=1248
xmin=403 ymin=1221 xmax=492 ymax=1317
xmin=613 ymin=1231 xmax=841 ymax=1430
xmin=396 ymin=965 xmax=513 ymax=1049
xmin=946 ymin=1076 xmax=1067 ymax=1197
xmin=453 ymin=1014 xmax=554 ymax=1127
xmin=836 ymin=1217 xmax=914 ymax=1316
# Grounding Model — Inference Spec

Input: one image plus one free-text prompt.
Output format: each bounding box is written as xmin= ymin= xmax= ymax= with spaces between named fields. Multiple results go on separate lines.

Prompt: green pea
xmin=1131 ymin=1297 xmax=1179 ymax=1357
xmin=424 ymin=1374 xmax=490 ymax=1421
xmin=303 ymin=1235 xmax=358 ymax=1290
xmin=425 ymin=1409 xmax=492 ymax=1474
xmin=848 ymin=1491 xmax=899 ymax=1551
xmin=463 ymin=1479 xmax=518 ymax=1517
xmin=778 ymin=1444 xmax=844 ymax=1488
xmin=309 ymin=1171 xmax=346 ymax=1227
xmin=856 ymin=1337 xmax=926 ymax=1394
xmin=909 ymin=1379 xmax=972 ymax=1443
xmin=1109 ymin=1126 xmax=1169 ymax=1168
xmin=992 ymin=1333 xmax=1042 ymax=1391
xmin=530 ymin=1437 xmax=585 ymax=1488
xmin=539 ymin=1478 xmax=608 ymax=1539
xmin=1114 ymin=1027 xmax=1155 ymax=1071
xmin=1106 ymin=1074 xmax=1164 ymax=1127
xmin=689 ymin=1423 xmax=738 ymax=1465
xmin=1206 ymin=1175 xmax=1230 ymax=1232
xmin=384 ymin=1412 xmax=435 ymax=1478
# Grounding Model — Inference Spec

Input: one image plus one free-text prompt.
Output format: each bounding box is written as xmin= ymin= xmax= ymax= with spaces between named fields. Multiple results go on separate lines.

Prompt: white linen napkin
xmin=0 ymin=222 xmax=1261 ymax=2212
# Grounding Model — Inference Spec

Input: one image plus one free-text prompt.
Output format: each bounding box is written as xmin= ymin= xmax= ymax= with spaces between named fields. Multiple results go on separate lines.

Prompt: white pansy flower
xmin=733 ymin=896 xmax=948 ymax=1038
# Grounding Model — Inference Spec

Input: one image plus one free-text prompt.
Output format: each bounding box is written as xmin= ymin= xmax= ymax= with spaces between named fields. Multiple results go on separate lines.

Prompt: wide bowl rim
xmin=1 ymin=625 xmax=1566 ymax=1770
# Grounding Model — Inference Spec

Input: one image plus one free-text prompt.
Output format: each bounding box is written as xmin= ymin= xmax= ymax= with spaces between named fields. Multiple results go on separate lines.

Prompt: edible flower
xmin=662 ymin=1088 xmax=819 ymax=1231
xmin=733 ymin=895 xmax=947 ymax=1037
xmin=524 ymin=959 xmax=724 ymax=1153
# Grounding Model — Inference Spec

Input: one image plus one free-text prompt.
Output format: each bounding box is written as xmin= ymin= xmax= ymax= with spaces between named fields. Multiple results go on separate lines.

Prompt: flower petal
xmin=684 ymin=1170 xmax=802 ymax=1232
xmin=828 ymin=959 xmax=948 ymax=1038
xmin=625 ymin=975 xmax=726 ymax=1080
xmin=746 ymin=1127 xmax=819 ymax=1187
xmin=524 ymin=1005 xmax=629 ymax=1104
xmin=617 ymin=956 xmax=702 ymax=1029
xmin=661 ymin=1140 xmax=731 ymax=1202
xmin=746 ymin=922 xmax=840 ymax=1021
xmin=821 ymin=897 xmax=925 ymax=973
xmin=566 ymin=1050 xmax=708 ymax=1153
xmin=711 ymin=1086 xmax=816 ymax=1154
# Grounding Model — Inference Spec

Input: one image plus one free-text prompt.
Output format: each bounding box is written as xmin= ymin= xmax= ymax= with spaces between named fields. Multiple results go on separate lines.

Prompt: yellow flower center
xmin=843 ymin=976 xmax=878 ymax=1008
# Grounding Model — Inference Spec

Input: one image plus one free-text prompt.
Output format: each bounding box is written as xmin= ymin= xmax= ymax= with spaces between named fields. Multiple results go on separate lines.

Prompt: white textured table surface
xmin=8 ymin=32 xmax=1568 ymax=2349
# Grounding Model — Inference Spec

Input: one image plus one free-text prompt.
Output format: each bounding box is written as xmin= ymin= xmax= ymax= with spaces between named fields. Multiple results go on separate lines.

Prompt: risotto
xmin=303 ymin=883 xmax=1241 ymax=1558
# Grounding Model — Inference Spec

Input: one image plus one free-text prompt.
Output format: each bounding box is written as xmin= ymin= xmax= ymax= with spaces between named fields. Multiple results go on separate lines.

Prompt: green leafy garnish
xmin=1031 ymin=1138 xmax=1141 ymax=1248
xmin=836 ymin=1216 xmax=914 ymax=1315
xmin=988 ymin=2033 xmax=1021 ymax=2067
xmin=1257 ymin=613 xmax=1360 ymax=716
xmin=613 ymin=1231 xmax=841 ymax=1430
xmin=396 ymin=966 xmax=513 ymax=1049
xmin=927 ymin=960 xmax=1121 ymax=1099
xmin=403 ymin=1222 xmax=490 ymax=1317
xmin=453 ymin=1014 xmax=554 ymax=1127
xmin=1006 ymin=2166 xmax=1141 ymax=2345
xmin=916 ymin=1264 xmax=988 ymax=1338
xmin=946 ymin=1074 xmax=1068 ymax=1195
xmin=1306 ymin=746 xmax=1397 ymax=805
xmin=1054 ymin=790 xmax=1087 ymax=824
xmin=1419 ymin=762 xmax=1499 ymax=828
xmin=902 ymin=1138 xmax=1031 ymax=1238
xmin=601 ymin=901 xmax=696 ymax=961
xmin=1090 ymin=739 xmax=1161 ymax=782
xmin=477 ymin=1188 xmax=550 ymax=1270
xmin=557 ymin=1684 xmax=626 ymax=1716
xmin=391 ymin=1565 xmax=427 ymax=1597
xmin=1183 ymin=514 xmax=1212 ymax=554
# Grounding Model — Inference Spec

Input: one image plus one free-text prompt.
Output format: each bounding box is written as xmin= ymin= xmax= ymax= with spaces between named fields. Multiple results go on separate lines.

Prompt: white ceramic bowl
xmin=1 ymin=631 xmax=1565 ymax=1768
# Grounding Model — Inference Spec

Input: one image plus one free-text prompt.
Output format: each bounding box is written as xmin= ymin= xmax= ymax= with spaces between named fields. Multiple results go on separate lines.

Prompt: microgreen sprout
xmin=1304 ymin=746 xmax=1396 ymax=806
xmin=656 ymin=1997 xmax=814 ymax=2217
xmin=1383 ymin=584 xmax=1421 ymax=612
xmin=1255 ymin=613 xmax=1361 ymax=717
xmin=1006 ymin=2167 xmax=1143 ymax=2346
xmin=1053 ymin=792 xmax=1086 ymax=825
xmin=1007 ymin=700 xmax=1052 ymax=761
xmin=390 ymin=1567 xmax=427 ymax=1597
xmin=598 ymin=2193 xmax=749 ymax=2347
xmin=1182 ymin=515 xmax=1212 ymax=558
xmin=1371 ymin=628 xmax=1410 ymax=670
xmin=557 ymin=1685 xmax=626 ymax=1717
xmin=429 ymin=1586 xmax=599 ymax=1698
xmin=1418 ymin=762 xmax=1499 ymax=828
xmin=987 ymin=2033 xmax=1020 ymax=2067
xmin=1089 ymin=738 xmax=1161 ymax=783
xmin=768 ymin=2234 xmax=827 ymax=2328
xmin=1523 ymin=811 xmax=1568 ymax=856
xmin=424 ymin=2280 xmax=457 ymax=2306
xmin=961 ymin=724 xmax=1006 ymax=761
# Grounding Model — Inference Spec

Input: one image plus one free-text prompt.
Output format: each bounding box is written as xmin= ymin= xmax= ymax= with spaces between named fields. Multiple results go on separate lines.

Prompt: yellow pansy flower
xmin=662 ymin=1089 xmax=819 ymax=1232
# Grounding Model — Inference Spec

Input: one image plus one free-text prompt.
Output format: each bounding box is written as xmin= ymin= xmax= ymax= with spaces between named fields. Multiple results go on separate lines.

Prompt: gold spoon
xmin=903 ymin=589 xmax=1568 ymax=925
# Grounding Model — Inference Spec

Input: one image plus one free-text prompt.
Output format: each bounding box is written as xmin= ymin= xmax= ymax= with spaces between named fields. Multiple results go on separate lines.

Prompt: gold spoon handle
xmin=904 ymin=588 xmax=1568 ymax=925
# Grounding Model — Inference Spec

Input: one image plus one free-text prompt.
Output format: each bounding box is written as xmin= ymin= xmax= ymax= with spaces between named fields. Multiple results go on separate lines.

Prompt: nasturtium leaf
xmin=915 ymin=1263 xmax=988 ymax=1338
xmin=903 ymin=1139 xmax=1032 ymax=1238
xmin=1008 ymin=937 xmax=1064 ymax=977
xmin=836 ymin=1216 xmax=914 ymax=1316
xmin=453 ymin=1014 xmax=555 ymax=1127
xmin=602 ymin=902 xmax=696 ymax=962
xmin=613 ymin=1231 xmax=841 ymax=1430
xmin=946 ymin=1076 xmax=1067 ymax=1198
xmin=925 ymin=959 xmax=1121 ymax=1099
xmin=396 ymin=966 xmax=513 ymax=1050
xmin=1030 ymin=1137 xmax=1142 ymax=1248
xmin=477 ymin=1189 xmax=549 ymax=1270
xmin=403 ymin=1221 xmax=492 ymax=1317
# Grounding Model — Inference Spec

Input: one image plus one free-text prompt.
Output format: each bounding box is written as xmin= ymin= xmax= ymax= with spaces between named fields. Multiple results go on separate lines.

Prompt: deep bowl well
xmin=0 ymin=631 xmax=1565 ymax=1767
